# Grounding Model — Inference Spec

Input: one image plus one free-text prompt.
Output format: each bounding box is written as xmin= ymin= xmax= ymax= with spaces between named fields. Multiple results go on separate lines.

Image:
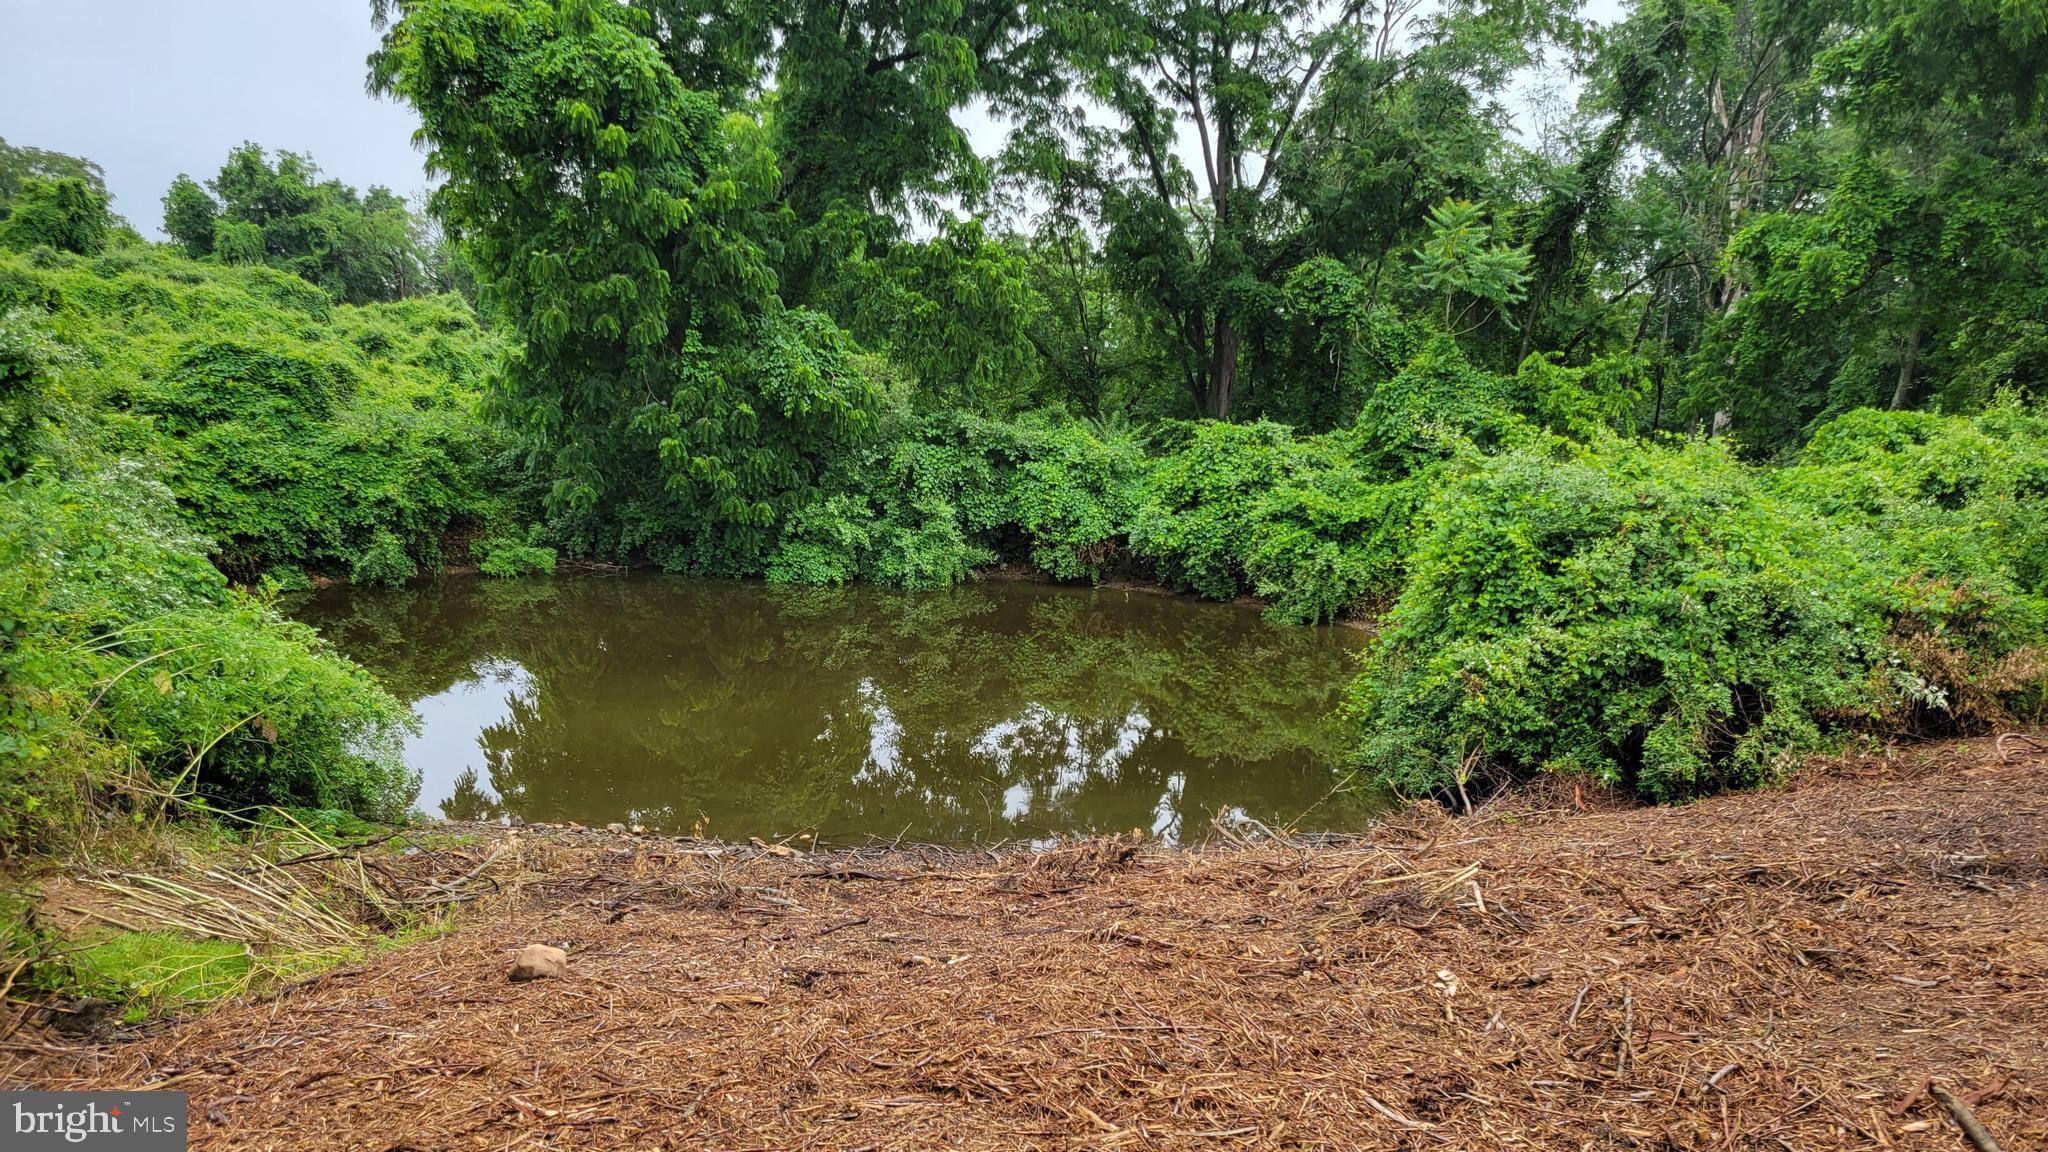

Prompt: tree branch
xmin=1252 ymin=1 xmax=1368 ymax=201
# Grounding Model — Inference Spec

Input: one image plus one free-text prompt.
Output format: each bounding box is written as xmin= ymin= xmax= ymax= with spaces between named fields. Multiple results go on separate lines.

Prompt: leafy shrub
xmin=259 ymin=566 xmax=315 ymax=594
xmin=1351 ymin=435 xmax=1890 ymax=804
xmin=765 ymin=493 xmax=879 ymax=586
xmin=1353 ymin=334 xmax=1519 ymax=473
xmin=0 ymin=247 xmax=513 ymax=580
xmin=1774 ymin=404 xmax=2048 ymax=600
xmin=766 ymin=417 xmax=996 ymax=590
xmin=0 ymin=307 xmax=67 ymax=477
xmin=1130 ymin=419 xmax=1445 ymax=622
xmin=1512 ymin=351 xmax=1647 ymax=439
xmin=1240 ymin=459 xmax=1448 ymax=624
xmin=1770 ymin=404 xmax=2048 ymax=725
xmin=1 ymin=463 xmax=416 ymax=852
xmin=1130 ymin=421 xmax=1307 ymax=602
xmin=474 ymin=535 xmax=556 ymax=578
xmin=349 ymin=529 xmax=416 ymax=587
xmin=767 ymin=411 xmax=1142 ymax=589
xmin=1005 ymin=417 xmax=1145 ymax=580
xmin=0 ymin=177 xmax=109 ymax=255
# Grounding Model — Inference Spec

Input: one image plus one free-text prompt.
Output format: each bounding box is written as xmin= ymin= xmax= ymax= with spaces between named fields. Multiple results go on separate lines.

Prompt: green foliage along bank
xmin=4 ymin=0 xmax=2048 ymax=855
xmin=0 ymin=461 xmax=417 ymax=855
xmin=0 ymin=241 xmax=512 ymax=853
xmin=0 ymin=244 xmax=517 ymax=583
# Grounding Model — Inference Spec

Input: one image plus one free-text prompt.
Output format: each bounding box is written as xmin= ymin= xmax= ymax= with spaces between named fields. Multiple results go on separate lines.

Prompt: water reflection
xmin=292 ymin=576 xmax=1379 ymax=843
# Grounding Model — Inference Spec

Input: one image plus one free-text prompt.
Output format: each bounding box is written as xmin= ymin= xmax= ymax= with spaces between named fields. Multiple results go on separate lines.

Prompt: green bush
xmin=766 ymin=411 xmax=1143 ymax=589
xmin=0 ymin=247 xmax=513 ymax=580
xmin=0 ymin=177 xmax=109 ymax=255
xmin=1 ymin=462 xmax=417 ymax=852
xmin=1129 ymin=419 xmax=1445 ymax=622
xmin=474 ymin=535 xmax=556 ymax=578
xmin=1130 ymin=420 xmax=1309 ymax=603
xmin=1004 ymin=416 xmax=1146 ymax=580
xmin=1353 ymin=334 xmax=1519 ymax=473
xmin=767 ymin=420 xmax=995 ymax=590
xmin=1769 ymin=403 xmax=2048 ymax=724
xmin=0 ymin=308 xmax=67 ymax=477
xmin=348 ymin=528 xmax=416 ymax=587
xmin=1773 ymin=404 xmax=2048 ymax=601
xmin=1350 ymin=435 xmax=1891 ymax=804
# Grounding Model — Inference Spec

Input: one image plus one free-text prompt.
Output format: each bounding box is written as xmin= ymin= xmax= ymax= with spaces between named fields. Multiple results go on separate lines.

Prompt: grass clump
xmin=66 ymin=932 xmax=253 ymax=1022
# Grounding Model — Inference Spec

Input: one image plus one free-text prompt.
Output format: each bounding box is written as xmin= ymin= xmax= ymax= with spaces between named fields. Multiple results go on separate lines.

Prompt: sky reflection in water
xmin=292 ymin=576 xmax=1380 ymax=844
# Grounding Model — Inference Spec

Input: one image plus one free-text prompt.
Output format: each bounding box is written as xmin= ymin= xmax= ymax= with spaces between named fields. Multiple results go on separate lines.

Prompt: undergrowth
xmin=2 ymin=238 xmax=2045 ymax=860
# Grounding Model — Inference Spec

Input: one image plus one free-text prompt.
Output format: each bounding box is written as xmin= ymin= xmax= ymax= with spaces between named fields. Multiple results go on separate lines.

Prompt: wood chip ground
xmin=10 ymin=736 xmax=2046 ymax=1150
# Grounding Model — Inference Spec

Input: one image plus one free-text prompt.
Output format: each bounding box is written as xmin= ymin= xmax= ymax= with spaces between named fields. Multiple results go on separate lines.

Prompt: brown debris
xmin=7 ymin=736 xmax=2047 ymax=1150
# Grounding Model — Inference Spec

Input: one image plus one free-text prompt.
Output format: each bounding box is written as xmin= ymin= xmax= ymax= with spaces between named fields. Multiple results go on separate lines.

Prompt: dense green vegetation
xmin=1 ymin=0 xmax=2045 ymax=859
xmin=0 ymin=230 xmax=511 ymax=851
xmin=161 ymin=143 xmax=458 ymax=305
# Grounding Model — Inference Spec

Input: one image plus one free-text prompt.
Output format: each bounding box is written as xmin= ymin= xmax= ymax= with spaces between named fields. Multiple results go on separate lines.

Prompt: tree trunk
xmin=1208 ymin=316 xmax=1239 ymax=418
xmin=1889 ymin=327 xmax=1921 ymax=410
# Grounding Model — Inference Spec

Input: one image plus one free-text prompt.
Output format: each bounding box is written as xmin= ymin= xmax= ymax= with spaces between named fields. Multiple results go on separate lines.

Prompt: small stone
xmin=630 ymin=824 xmax=647 ymax=835
xmin=605 ymin=822 xmax=627 ymax=834
xmin=508 ymin=944 xmax=568 ymax=982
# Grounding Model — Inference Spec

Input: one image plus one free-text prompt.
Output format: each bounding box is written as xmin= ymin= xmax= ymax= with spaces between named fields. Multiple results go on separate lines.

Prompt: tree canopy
xmin=161 ymin=143 xmax=437 ymax=303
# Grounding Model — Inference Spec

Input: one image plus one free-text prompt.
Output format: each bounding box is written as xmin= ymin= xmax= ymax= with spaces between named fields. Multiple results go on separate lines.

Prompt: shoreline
xmin=10 ymin=735 xmax=2044 ymax=1149
xmin=286 ymin=559 xmax=1386 ymax=629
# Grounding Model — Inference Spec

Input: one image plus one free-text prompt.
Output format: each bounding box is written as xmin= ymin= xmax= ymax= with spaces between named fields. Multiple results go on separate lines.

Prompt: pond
xmin=291 ymin=576 xmax=1381 ymax=845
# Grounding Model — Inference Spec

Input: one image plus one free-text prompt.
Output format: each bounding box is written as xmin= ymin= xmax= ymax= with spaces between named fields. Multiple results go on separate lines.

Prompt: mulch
xmin=8 ymin=735 xmax=2046 ymax=1150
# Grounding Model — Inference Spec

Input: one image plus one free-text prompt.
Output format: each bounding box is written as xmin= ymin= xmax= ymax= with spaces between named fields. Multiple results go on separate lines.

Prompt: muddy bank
xmin=10 ymin=737 xmax=2047 ymax=1150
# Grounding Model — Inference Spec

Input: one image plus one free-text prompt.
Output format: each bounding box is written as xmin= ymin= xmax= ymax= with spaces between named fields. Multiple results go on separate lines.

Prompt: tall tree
xmin=1691 ymin=0 xmax=2048 ymax=449
xmin=1515 ymin=0 xmax=1693 ymax=362
xmin=623 ymin=0 xmax=1056 ymax=302
xmin=1575 ymin=0 xmax=1836 ymax=435
xmin=1078 ymin=0 xmax=1369 ymax=417
xmin=371 ymin=0 xmax=882 ymax=567
xmin=1043 ymin=0 xmax=1578 ymax=417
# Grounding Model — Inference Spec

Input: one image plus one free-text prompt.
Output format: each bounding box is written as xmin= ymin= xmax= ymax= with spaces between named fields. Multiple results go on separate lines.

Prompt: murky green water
xmin=291 ymin=576 xmax=1379 ymax=844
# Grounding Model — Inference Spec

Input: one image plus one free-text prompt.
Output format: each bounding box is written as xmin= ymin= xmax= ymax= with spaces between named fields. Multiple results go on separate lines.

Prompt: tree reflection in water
xmin=292 ymin=576 xmax=1382 ymax=843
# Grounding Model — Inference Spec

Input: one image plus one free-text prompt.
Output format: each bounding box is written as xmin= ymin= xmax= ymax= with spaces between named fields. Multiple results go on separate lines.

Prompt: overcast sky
xmin=0 ymin=0 xmax=428 ymax=238
xmin=3 ymin=0 xmax=1623 ymax=241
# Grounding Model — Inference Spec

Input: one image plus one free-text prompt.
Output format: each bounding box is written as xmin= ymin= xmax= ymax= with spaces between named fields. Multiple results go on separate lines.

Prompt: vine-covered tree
xmin=0 ymin=137 xmax=108 ymax=221
xmin=0 ymin=176 xmax=110 ymax=254
xmin=160 ymin=144 xmax=424 ymax=303
xmin=371 ymin=0 xmax=884 ymax=569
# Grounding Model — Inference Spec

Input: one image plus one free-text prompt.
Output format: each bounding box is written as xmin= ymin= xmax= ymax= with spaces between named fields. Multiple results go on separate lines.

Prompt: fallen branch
xmin=1930 ymin=1083 xmax=2005 ymax=1152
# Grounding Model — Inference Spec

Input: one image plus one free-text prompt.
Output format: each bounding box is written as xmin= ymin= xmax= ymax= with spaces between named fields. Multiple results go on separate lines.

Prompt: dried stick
xmin=1929 ymin=1083 xmax=2005 ymax=1152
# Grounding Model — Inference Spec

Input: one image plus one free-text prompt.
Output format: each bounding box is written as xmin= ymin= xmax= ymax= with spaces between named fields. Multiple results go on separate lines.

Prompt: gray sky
xmin=0 ymin=0 xmax=428 ymax=238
